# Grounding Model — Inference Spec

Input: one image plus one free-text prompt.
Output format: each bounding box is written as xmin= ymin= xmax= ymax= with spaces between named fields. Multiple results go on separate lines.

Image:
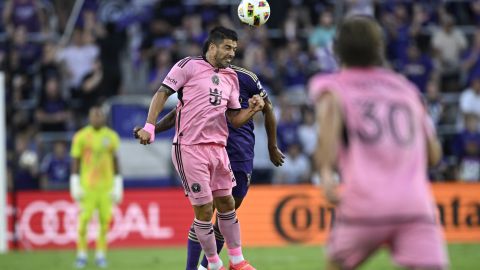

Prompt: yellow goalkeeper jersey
xmin=70 ymin=125 xmax=120 ymax=192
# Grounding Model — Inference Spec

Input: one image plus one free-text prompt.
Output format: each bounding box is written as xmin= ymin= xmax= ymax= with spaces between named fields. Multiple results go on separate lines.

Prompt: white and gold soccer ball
xmin=237 ymin=0 xmax=271 ymax=27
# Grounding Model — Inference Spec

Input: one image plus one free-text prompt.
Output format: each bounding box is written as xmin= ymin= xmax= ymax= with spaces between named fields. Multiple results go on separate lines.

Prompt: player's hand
xmin=137 ymin=128 xmax=152 ymax=145
xmin=268 ymin=145 xmax=285 ymax=167
xmin=133 ymin=126 xmax=141 ymax=139
xmin=323 ymin=181 xmax=340 ymax=206
xmin=324 ymin=188 xmax=340 ymax=206
xmin=248 ymin=95 xmax=264 ymax=112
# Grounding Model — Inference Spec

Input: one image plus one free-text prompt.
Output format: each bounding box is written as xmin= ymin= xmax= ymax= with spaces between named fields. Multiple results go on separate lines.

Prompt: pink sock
xmin=193 ymin=219 xmax=218 ymax=258
xmin=207 ymin=254 xmax=220 ymax=263
xmin=217 ymin=210 xmax=242 ymax=249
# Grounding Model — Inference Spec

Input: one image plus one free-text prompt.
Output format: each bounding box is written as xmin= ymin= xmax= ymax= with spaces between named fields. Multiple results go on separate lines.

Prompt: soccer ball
xmin=237 ymin=0 xmax=271 ymax=27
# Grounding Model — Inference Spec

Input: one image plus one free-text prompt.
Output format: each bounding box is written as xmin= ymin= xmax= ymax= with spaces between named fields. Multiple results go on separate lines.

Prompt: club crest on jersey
xmin=209 ymin=88 xmax=222 ymax=106
xmin=191 ymin=183 xmax=201 ymax=193
xmin=102 ymin=137 xmax=110 ymax=147
xmin=211 ymin=75 xmax=220 ymax=85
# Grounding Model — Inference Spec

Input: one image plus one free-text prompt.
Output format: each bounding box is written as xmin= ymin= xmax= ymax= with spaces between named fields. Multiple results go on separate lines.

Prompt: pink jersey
xmin=162 ymin=56 xmax=241 ymax=146
xmin=309 ymin=68 xmax=437 ymax=221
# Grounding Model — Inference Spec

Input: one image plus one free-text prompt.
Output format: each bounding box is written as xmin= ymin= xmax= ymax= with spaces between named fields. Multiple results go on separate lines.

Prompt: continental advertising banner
xmin=6 ymin=184 xmax=480 ymax=249
xmin=238 ymin=184 xmax=480 ymax=246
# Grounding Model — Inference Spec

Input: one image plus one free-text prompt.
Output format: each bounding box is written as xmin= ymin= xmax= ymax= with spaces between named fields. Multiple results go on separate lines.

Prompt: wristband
xmin=143 ymin=123 xmax=155 ymax=143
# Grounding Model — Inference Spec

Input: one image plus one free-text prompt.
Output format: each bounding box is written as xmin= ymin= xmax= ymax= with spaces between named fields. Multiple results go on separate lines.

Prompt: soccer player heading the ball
xmin=137 ymin=26 xmax=264 ymax=270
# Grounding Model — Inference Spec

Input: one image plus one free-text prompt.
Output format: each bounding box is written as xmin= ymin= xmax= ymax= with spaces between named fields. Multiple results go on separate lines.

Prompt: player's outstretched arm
xmin=226 ymin=94 xmax=264 ymax=128
xmin=314 ymin=91 xmax=342 ymax=205
xmin=262 ymin=98 xmax=285 ymax=167
xmin=137 ymin=86 xmax=174 ymax=145
xmin=133 ymin=108 xmax=176 ymax=139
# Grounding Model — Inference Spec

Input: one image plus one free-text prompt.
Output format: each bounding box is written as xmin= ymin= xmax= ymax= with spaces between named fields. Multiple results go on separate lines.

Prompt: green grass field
xmin=0 ymin=244 xmax=479 ymax=270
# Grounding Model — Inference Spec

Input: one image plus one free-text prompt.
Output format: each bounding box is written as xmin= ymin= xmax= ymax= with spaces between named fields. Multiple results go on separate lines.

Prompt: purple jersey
xmin=226 ymin=65 xmax=267 ymax=169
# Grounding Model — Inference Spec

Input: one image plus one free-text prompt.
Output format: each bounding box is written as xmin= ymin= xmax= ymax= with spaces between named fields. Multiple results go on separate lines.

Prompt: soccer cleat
xmin=229 ymin=260 xmax=256 ymax=270
xmin=96 ymin=257 xmax=108 ymax=268
xmin=74 ymin=257 xmax=87 ymax=269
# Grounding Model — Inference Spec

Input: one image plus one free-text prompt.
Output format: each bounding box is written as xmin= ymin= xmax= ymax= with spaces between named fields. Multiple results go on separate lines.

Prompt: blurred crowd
xmin=4 ymin=0 xmax=480 ymax=192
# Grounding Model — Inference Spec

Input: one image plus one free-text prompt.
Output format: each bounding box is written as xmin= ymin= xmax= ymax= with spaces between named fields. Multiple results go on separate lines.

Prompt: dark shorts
xmin=231 ymin=170 xmax=252 ymax=199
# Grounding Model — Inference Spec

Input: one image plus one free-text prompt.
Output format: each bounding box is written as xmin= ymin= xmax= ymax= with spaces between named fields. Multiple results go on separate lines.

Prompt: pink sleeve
xmin=162 ymin=58 xmax=191 ymax=91
xmin=228 ymin=75 xmax=241 ymax=109
xmin=308 ymin=74 xmax=337 ymax=102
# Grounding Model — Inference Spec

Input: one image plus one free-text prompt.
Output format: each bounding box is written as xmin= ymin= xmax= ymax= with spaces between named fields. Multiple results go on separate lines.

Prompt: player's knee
xmin=233 ymin=197 xmax=244 ymax=209
xmin=213 ymin=195 xmax=235 ymax=212
xmin=193 ymin=202 xmax=214 ymax=221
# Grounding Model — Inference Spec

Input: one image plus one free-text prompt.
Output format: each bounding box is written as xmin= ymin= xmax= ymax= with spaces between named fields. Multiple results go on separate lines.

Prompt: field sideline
xmin=0 ymin=244 xmax=478 ymax=270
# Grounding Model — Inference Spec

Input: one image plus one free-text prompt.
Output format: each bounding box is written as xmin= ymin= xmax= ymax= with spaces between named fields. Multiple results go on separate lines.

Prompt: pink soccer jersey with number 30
xmin=309 ymin=68 xmax=437 ymax=221
xmin=162 ymin=56 xmax=241 ymax=146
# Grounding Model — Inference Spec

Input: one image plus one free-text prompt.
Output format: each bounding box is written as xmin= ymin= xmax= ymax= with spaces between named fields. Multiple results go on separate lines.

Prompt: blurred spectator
xmin=13 ymin=134 xmax=39 ymax=190
xmin=96 ymin=22 xmax=126 ymax=98
xmin=459 ymin=77 xmax=480 ymax=118
xmin=39 ymin=42 xmax=61 ymax=89
xmin=180 ymin=14 xmax=208 ymax=46
xmin=5 ymin=26 xmax=41 ymax=74
xmin=276 ymin=99 xmax=300 ymax=152
xmin=40 ymin=42 xmax=61 ymax=87
xmin=398 ymin=43 xmax=434 ymax=93
xmin=243 ymin=45 xmax=276 ymax=92
xmin=78 ymin=58 xmax=112 ymax=114
xmin=140 ymin=19 xmax=175 ymax=66
xmin=431 ymin=14 xmax=467 ymax=91
xmin=425 ymin=79 xmax=444 ymax=125
xmin=384 ymin=3 xmax=411 ymax=64
xmin=471 ymin=0 xmax=480 ymax=25
xmin=461 ymin=29 xmax=480 ymax=86
xmin=56 ymin=28 xmax=99 ymax=97
xmin=346 ymin=0 xmax=374 ymax=17
xmin=252 ymin=114 xmax=274 ymax=184
xmin=40 ymin=141 xmax=70 ymax=190
xmin=35 ymin=76 xmax=71 ymax=132
xmin=298 ymin=108 xmax=317 ymax=157
xmin=277 ymin=41 xmax=309 ymax=99
xmin=308 ymin=10 xmax=335 ymax=50
xmin=148 ymin=50 xmax=173 ymax=93
xmin=2 ymin=0 xmax=45 ymax=34
xmin=274 ymin=142 xmax=310 ymax=184
xmin=11 ymin=72 xmax=34 ymax=105
xmin=452 ymin=113 xmax=480 ymax=182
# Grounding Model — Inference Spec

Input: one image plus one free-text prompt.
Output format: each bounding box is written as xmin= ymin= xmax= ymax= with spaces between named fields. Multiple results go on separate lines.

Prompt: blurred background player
xmin=134 ymin=61 xmax=285 ymax=270
xmin=309 ymin=16 xmax=448 ymax=270
xmin=136 ymin=26 xmax=264 ymax=270
xmin=70 ymin=105 xmax=123 ymax=268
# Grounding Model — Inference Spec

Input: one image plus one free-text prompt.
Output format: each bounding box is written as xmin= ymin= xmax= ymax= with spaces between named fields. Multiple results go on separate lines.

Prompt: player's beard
xmin=216 ymin=53 xmax=232 ymax=68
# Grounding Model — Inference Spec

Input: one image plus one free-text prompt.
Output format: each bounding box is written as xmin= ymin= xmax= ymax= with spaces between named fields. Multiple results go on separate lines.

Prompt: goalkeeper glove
xmin=70 ymin=174 xmax=84 ymax=202
xmin=111 ymin=175 xmax=124 ymax=204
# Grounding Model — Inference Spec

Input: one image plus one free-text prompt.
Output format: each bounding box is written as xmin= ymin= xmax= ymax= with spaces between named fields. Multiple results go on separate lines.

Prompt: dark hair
xmin=334 ymin=16 xmax=384 ymax=67
xmin=202 ymin=26 xmax=238 ymax=55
